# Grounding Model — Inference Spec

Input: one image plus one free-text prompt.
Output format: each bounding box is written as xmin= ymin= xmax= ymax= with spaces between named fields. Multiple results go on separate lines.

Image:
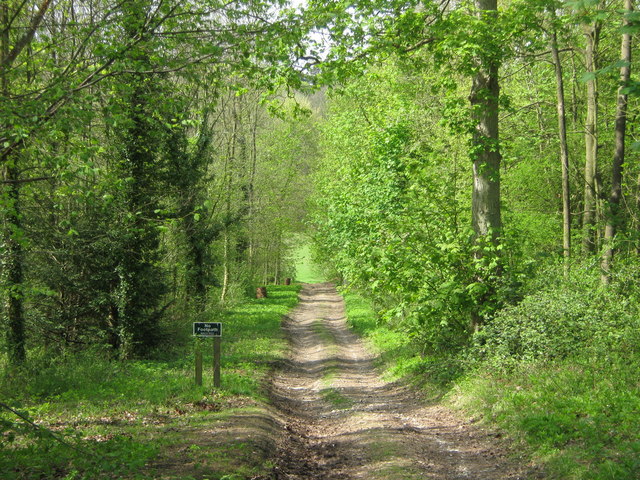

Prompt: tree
xmin=601 ymin=0 xmax=633 ymax=282
xmin=0 ymin=0 xmax=316 ymax=363
xmin=581 ymin=5 xmax=603 ymax=254
xmin=470 ymin=0 xmax=502 ymax=246
xmin=302 ymin=0 xmax=507 ymax=246
xmin=105 ymin=0 xmax=170 ymax=357
xmin=1 ymin=0 xmax=55 ymax=365
xmin=549 ymin=22 xmax=572 ymax=269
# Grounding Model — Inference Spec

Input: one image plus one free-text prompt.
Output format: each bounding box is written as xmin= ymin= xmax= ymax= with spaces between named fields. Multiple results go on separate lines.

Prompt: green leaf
xmin=580 ymin=72 xmax=596 ymax=83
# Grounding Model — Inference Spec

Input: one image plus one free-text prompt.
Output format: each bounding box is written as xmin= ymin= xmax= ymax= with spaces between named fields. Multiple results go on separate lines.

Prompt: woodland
xmin=1 ymin=0 xmax=640 ymax=478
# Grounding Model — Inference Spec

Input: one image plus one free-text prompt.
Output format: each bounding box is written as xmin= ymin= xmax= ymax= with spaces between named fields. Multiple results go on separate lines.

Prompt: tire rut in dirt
xmin=268 ymin=283 xmax=353 ymax=479
xmin=266 ymin=283 xmax=534 ymax=480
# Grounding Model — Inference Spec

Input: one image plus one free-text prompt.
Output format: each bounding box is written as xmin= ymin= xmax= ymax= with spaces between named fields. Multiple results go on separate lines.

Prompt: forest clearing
xmin=2 ymin=0 xmax=640 ymax=478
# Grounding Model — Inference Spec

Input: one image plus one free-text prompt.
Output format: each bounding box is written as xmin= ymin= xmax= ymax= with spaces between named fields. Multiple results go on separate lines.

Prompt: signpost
xmin=193 ymin=322 xmax=222 ymax=388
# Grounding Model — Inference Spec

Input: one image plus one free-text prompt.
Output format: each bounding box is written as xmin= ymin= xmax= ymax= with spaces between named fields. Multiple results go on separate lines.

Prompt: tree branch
xmin=1 ymin=0 xmax=52 ymax=70
xmin=1 ymin=175 xmax=53 ymax=185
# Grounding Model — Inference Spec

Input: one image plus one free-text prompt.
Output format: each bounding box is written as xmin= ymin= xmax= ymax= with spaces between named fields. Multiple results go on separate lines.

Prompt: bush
xmin=472 ymin=262 xmax=640 ymax=367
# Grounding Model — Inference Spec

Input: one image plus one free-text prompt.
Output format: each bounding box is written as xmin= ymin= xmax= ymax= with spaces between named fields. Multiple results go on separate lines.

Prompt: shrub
xmin=472 ymin=262 xmax=640 ymax=368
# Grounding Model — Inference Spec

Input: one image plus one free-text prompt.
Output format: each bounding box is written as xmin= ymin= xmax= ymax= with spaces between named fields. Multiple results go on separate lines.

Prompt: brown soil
xmin=267 ymin=283 xmax=539 ymax=480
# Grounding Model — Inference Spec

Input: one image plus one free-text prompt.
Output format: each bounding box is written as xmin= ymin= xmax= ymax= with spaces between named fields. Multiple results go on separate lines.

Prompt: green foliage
xmin=342 ymin=258 xmax=640 ymax=478
xmin=292 ymin=240 xmax=327 ymax=283
xmin=312 ymin=61 xmax=530 ymax=354
xmin=471 ymin=262 xmax=640 ymax=368
xmin=1 ymin=0 xmax=318 ymax=366
xmin=2 ymin=0 xmax=640 ymax=477
xmin=0 ymin=426 xmax=157 ymax=480
xmin=452 ymin=355 xmax=640 ymax=479
xmin=342 ymin=290 xmax=463 ymax=390
xmin=221 ymin=285 xmax=301 ymax=397
xmin=445 ymin=260 xmax=640 ymax=479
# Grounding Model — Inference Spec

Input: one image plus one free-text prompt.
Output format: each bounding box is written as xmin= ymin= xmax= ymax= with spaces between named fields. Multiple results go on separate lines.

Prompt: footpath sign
xmin=193 ymin=322 xmax=222 ymax=337
xmin=193 ymin=322 xmax=222 ymax=387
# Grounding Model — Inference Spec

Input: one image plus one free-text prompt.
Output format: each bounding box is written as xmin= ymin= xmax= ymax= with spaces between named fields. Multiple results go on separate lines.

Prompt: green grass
xmin=320 ymin=387 xmax=353 ymax=409
xmin=449 ymin=357 xmax=640 ymax=479
xmin=342 ymin=291 xmax=450 ymax=390
xmin=0 ymin=285 xmax=300 ymax=480
xmin=292 ymin=241 xmax=326 ymax=283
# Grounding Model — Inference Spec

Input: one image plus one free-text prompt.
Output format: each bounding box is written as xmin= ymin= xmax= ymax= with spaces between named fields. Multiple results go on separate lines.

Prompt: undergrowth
xmin=0 ymin=284 xmax=300 ymax=479
xmin=342 ymin=291 xmax=463 ymax=392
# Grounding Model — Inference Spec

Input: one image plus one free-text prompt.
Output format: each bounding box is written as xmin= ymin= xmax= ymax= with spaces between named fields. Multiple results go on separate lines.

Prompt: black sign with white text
xmin=193 ymin=322 xmax=222 ymax=337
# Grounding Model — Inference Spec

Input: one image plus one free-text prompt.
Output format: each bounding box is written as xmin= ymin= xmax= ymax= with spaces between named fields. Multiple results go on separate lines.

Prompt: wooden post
xmin=195 ymin=350 xmax=203 ymax=386
xmin=213 ymin=337 xmax=221 ymax=388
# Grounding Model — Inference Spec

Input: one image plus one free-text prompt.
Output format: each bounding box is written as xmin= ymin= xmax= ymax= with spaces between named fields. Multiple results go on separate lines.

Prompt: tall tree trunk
xmin=220 ymin=229 xmax=230 ymax=303
xmin=470 ymin=0 xmax=502 ymax=245
xmin=469 ymin=0 xmax=501 ymax=331
xmin=550 ymin=28 xmax=571 ymax=271
xmin=637 ymin=171 xmax=640 ymax=254
xmin=178 ymin=104 xmax=215 ymax=307
xmin=185 ymin=216 xmax=208 ymax=302
xmin=220 ymin=98 xmax=239 ymax=304
xmin=602 ymin=0 xmax=632 ymax=282
xmin=1 ymin=1 xmax=26 ymax=365
xmin=247 ymin=102 xmax=260 ymax=279
xmin=111 ymin=0 xmax=165 ymax=358
xmin=582 ymin=20 xmax=601 ymax=254
xmin=1 ymin=1 xmax=7 ymax=89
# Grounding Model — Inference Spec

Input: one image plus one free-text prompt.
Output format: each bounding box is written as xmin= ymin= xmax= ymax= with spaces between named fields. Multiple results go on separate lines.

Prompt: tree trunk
xmin=247 ymin=102 xmax=260 ymax=279
xmin=111 ymin=1 xmax=166 ymax=358
xmin=1 ymin=2 xmax=25 ymax=365
xmin=274 ymin=248 xmax=280 ymax=285
xmin=582 ymin=21 xmax=601 ymax=254
xmin=1 ymin=1 xmax=7 ymax=90
xmin=220 ymin=229 xmax=230 ymax=303
xmin=602 ymin=0 xmax=632 ymax=283
xmin=186 ymin=221 xmax=208 ymax=302
xmin=469 ymin=0 xmax=501 ymax=331
xmin=470 ymin=0 xmax=502 ymax=245
xmin=2 ymin=162 xmax=26 ymax=365
xmin=220 ymin=98 xmax=239 ymax=304
xmin=637 ymin=171 xmax=640 ymax=254
xmin=550 ymin=28 xmax=571 ymax=271
xmin=177 ymin=107 xmax=213 ymax=307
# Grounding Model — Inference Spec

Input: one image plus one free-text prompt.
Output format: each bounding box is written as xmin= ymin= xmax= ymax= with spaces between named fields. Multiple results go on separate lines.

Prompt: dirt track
xmin=268 ymin=283 xmax=535 ymax=480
